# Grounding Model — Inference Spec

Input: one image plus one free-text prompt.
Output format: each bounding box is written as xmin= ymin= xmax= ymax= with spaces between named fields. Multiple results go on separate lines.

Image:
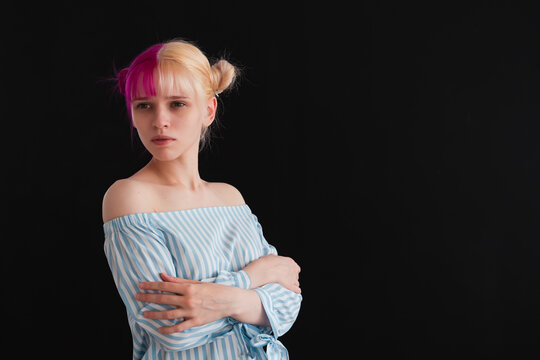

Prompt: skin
xmin=102 ymin=75 xmax=300 ymax=333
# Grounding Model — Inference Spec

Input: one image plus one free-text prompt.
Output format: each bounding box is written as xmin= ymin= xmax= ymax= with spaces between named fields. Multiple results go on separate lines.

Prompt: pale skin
xmin=102 ymin=78 xmax=300 ymax=334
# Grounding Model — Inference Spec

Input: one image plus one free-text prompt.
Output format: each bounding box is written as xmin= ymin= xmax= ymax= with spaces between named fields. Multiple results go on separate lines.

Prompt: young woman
xmin=102 ymin=39 xmax=302 ymax=359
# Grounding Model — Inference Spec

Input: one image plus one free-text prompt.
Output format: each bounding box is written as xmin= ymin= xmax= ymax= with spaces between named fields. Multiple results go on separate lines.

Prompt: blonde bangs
xmin=154 ymin=61 xmax=199 ymax=99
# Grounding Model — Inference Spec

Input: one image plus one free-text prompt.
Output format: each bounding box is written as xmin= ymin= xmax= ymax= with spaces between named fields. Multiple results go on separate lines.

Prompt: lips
xmin=151 ymin=135 xmax=175 ymax=146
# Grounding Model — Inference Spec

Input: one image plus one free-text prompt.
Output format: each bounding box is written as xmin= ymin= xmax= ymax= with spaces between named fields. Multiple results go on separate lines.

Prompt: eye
xmin=135 ymin=103 xmax=151 ymax=110
xmin=171 ymin=101 xmax=185 ymax=108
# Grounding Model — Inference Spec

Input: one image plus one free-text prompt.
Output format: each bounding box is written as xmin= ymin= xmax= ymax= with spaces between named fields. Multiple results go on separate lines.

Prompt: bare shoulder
xmin=102 ymin=178 xmax=152 ymax=223
xmin=208 ymin=182 xmax=246 ymax=206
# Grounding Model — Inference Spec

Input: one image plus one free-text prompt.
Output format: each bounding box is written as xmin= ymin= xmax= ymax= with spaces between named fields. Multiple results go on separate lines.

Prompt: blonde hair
xmin=158 ymin=40 xmax=237 ymax=98
xmin=117 ymin=39 xmax=239 ymax=151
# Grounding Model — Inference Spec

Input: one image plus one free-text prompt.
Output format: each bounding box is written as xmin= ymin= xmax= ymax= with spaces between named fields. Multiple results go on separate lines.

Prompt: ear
xmin=204 ymin=96 xmax=217 ymax=127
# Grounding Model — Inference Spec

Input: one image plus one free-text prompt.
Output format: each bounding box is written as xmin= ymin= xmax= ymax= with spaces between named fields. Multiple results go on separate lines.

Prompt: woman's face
xmin=131 ymin=78 xmax=216 ymax=161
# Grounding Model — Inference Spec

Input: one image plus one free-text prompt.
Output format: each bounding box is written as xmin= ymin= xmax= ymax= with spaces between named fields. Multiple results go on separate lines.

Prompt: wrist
xmin=228 ymin=288 xmax=269 ymax=326
xmin=228 ymin=287 xmax=252 ymax=319
xmin=243 ymin=257 xmax=274 ymax=289
xmin=243 ymin=267 xmax=269 ymax=289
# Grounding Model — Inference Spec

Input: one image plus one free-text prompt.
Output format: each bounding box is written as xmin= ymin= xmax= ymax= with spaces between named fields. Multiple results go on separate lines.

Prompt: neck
xmin=147 ymin=150 xmax=204 ymax=190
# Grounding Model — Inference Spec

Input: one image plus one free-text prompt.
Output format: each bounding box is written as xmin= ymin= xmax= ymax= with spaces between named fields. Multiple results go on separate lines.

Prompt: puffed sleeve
xmin=241 ymin=214 xmax=303 ymax=359
xmin=103 ymin=213 xmax=246 ymax=352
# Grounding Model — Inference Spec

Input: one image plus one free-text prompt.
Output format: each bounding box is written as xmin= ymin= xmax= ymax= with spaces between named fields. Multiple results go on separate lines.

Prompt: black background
xmin=3 ymin=1 xmax=540 ymax=359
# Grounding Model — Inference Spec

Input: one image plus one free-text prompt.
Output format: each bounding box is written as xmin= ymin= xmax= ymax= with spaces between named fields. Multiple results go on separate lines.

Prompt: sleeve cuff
xmin=253 ymin=287 xmax=278 ymax=338
xmin=205 ymin=270 xmax=252 ymax=289
xmin=235 ymin=270 xmax=252 ymax=289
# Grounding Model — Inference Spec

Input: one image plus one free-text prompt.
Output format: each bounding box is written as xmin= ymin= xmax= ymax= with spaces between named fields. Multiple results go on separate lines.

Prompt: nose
xmin=152 ymin=104 xmax=170 ymax=129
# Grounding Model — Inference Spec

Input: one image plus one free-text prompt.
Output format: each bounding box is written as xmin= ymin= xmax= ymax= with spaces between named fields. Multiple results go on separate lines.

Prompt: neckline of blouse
xmin=103 ymin=203 xmax=250 ymax=226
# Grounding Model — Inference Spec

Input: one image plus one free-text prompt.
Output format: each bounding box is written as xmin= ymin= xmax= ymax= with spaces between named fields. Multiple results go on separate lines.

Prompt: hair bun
xmin=210 ymin=59 xmax=237 ymax=95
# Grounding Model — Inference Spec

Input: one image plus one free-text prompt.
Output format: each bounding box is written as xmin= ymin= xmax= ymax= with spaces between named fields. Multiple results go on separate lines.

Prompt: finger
xmin=139 ymin=281 xmax=187 ymax=294
xmin=144 ymin=308 xmax=187 ymax=320
xmin=285 ymin=285 xmax=301 ymax=294
xmin=136 ymin=293 xmax=183 ymax=306
xmin=158 ymin=319 xmax=196 ymax=334
xmin=160 ymin=273 xmax=200 ymax=284
xmin=289 ymin=281 xmax=301 ymax=294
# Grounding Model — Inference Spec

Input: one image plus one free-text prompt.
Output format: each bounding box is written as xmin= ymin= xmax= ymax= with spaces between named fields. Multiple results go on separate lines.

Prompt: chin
xmin=148 ymin=145 xmax=197 ymax=162
xmin=149 ymin=151 xmax=182 ymax=162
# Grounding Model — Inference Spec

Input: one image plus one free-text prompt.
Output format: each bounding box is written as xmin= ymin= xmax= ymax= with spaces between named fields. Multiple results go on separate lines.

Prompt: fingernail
xmin=139 ymin=282 xmax=147 ymax=289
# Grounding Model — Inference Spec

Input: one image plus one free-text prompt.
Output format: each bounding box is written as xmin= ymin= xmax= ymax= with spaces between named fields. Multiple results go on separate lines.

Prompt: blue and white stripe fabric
xmin=103 ymin=204 xmax=302 ymax=360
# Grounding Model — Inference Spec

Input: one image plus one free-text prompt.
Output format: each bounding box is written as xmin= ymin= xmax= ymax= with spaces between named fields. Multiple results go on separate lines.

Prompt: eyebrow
xmin=132 ymin=95 xmax=189 ymax=102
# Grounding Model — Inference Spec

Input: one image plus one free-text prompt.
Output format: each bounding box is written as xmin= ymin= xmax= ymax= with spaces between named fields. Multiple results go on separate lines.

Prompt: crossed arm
xmin=104 ymin=212 xmax=302 ymax=352
xmin=136 ymin=254 xmax=301 ymax=334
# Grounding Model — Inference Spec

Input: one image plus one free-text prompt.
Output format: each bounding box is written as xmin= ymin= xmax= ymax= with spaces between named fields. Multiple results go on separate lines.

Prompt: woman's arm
xmin=138 ymin=252 xmax=302 ymax=334
xmin=137 ymin=274 xmax=270 ymax=334
xmin=137 ymin=216 xmax=303 ymax=337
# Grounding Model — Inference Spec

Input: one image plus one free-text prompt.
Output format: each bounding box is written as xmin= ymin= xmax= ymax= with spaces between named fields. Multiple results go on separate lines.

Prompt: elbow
xmin=256 ymin=286 xmax=302 ymax=337
xmin=274 ymin=304 xmax=302 ymax=337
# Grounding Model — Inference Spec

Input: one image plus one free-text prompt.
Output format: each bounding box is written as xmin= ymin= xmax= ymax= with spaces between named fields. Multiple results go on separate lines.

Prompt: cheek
xmin=175 ymin=109 xmax=204 ymax=131
xmin=131 ymin=113 xmax=147 ymax=129
xmin=175 ymin=121 xmax=203 ymax=143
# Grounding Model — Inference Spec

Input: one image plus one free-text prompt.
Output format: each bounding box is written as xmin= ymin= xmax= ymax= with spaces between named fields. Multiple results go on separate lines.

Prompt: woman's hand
xmin=243 ymin=254 xmax=301 ymax=294
xmin=136 ymin=273 xmax=267 ymax=334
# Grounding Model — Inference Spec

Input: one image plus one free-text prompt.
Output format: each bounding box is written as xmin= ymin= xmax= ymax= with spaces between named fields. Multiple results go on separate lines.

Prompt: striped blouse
xmin=103 ymin=204 xmax=302 ymax=360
